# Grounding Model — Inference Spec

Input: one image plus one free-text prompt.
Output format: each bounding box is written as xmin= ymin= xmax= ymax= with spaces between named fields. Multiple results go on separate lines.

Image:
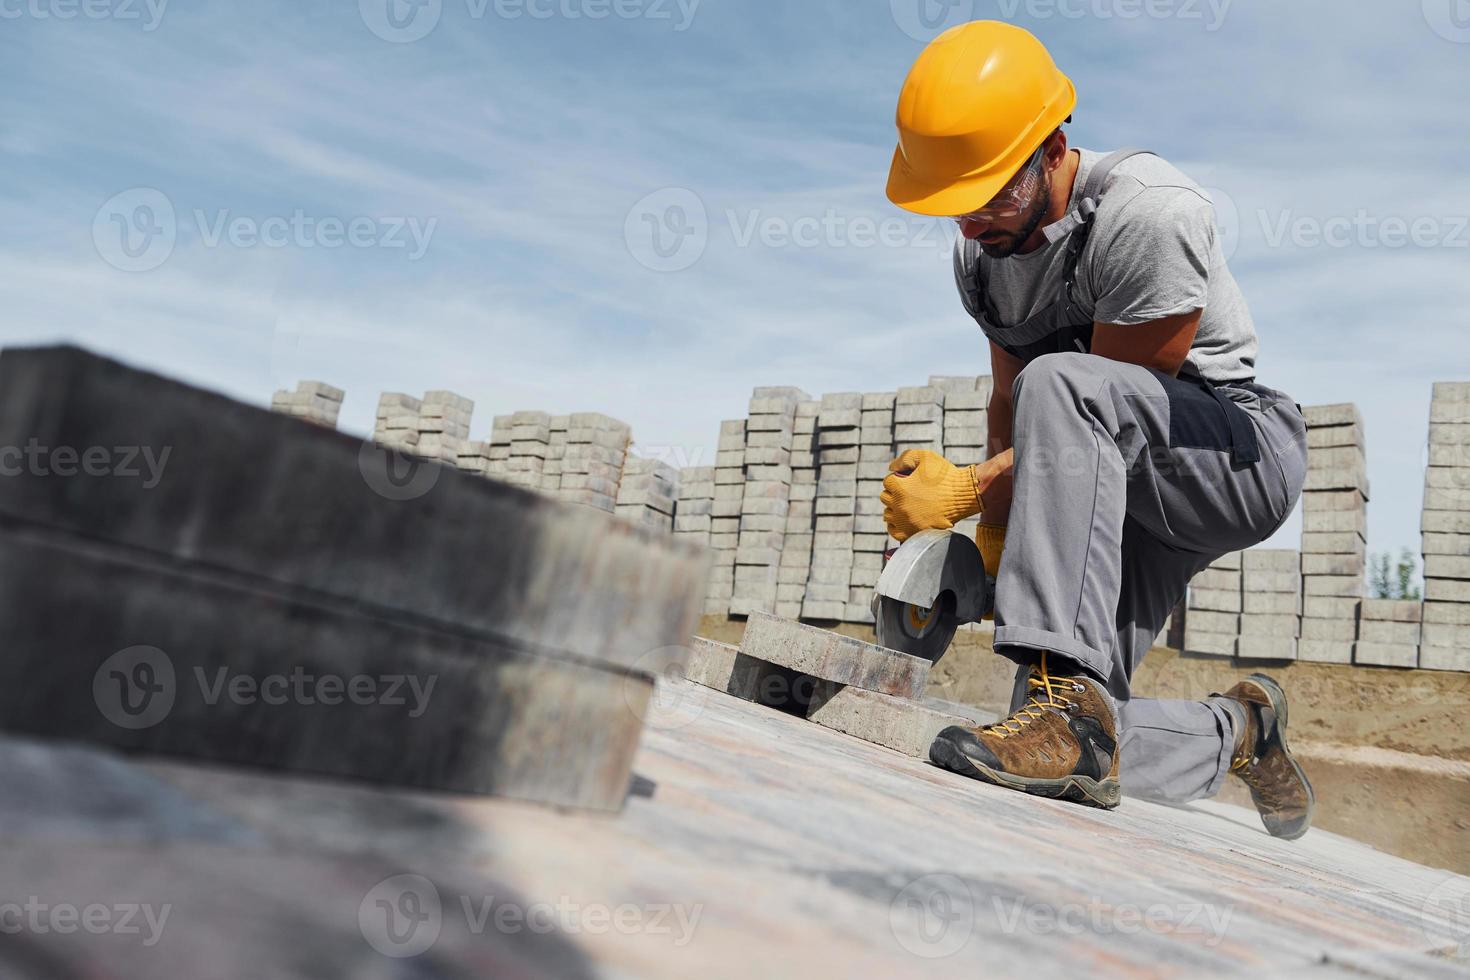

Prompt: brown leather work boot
xmin=929 ymin=653 xmax=1121 ymax=809
xmin=1219 ymin=673 xmax=1314 ymax=840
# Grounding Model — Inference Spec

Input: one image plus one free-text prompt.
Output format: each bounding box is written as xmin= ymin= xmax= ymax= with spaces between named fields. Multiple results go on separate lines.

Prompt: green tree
xmin=1368 ymin=549 xmax=1422 ymax=600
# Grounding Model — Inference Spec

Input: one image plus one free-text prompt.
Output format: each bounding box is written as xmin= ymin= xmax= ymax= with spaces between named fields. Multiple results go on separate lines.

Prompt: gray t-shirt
xmin=954 ymin=148 xmax=1258 ymax=383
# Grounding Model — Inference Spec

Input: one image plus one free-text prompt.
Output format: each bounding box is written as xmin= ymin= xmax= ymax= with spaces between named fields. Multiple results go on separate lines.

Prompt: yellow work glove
xmin=975 ymin=522 xmax=1006 ymax=621
xmin=880 ymin=450 xmax=983 ymax=543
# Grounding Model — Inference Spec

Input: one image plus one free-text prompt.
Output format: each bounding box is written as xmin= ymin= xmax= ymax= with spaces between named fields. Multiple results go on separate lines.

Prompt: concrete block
xmin=943 ymin=390 xmax=989 ymax=411
xmin=1209 ymin=552 xmax=1243 ymax=570
xmin=741 ymin=613 xmax=930 ymax=698
xmin=1236 ymin=635 xmax=1297 ymax=660
xmin=1243 ymin=549 xmax=1300 ymax=573
xmin=1419 ymin=643 xmax=1470 ymax=672
xmin=1426 ymin=577 xmax=1470 ymax=602
xmin=1304 ymin=467 xmax=1369 ymax=494
xmin=894 ymin=404 xmax=942 ymax=424
xmin=1303 ymin=575 xmax=1365 ymax=597
xmin=1423 ymin=510 xmax=1470 ymax=534
xmin=1422 ymin=621 xmax=1470 ymax=648
xmin=1186 ymin=610 xmax=1239 ymax=635
xmin=1353 ymin=643 xmax=1418 ymax=669
xmin=1183 ymin=628 xmax=1236 ymax=658
xmin=1190 ymin=587 xmax=1242 ymax=613
xmin=1306 ymin=425 xmax=1364 ymax=450
xmin=1358 ymin=620 xmax=1421 ymax=645
xmin=1302 ymin=489 xmax=1367 ymax=513
xmin=1297 ymin=638 xmax=1353 ymax=664
xmin=859 ymin=392 xmax=896 ymax=412
xmin=1430 ymin=442 xmax=1470 ymax=468
xmin=0 ymin=526 xmax=648 ymax=811
xmin=1423 ymin=600 xmax=1470 ymax=625
xmin=1300 ymin=616 xmax=1357 ymax=642
xmin=943 ymin=427 xmax=986 ymax=447
xmin=893 ymin=422 xmax=942 ymax=441
xmin=1431 ymin=399 xmax=1470 ymax=424
xmin=1360 ymin=598 xmax=1422 ymax=622
xmin=806 ymin=683 xmax=993 ymax=758
xmin=1303 ymin=403 xmax=1362 ymax=428
xmin=1242 ymin=591 xmax=1301 ymax=615
xmin=801 ymin=599 xmax=847 ymax=620
xmin=819 ymin=392 xmax=864 ymax=413
xmin=1307 ymin=446 xmax=1366 ymax=471
xmin=819 ymin=409 xmax=862 ymax=430
xmin=1302 ymin=531 xmax=1367 ymax=555
xmin=896 ymin=386 xmax=943 ymax=405
xmin=1239 ymin=614 xmax=1299 ymax=637
xmin=844 ymin=598 xmax=875 ymax=625
xmin=1301 ymin=553 xmax=1366 ymax=576
xmin=1424 ymin=555 xmax=1470 ymax=580
xmin=1245 ymin=570 xmax=1301 ymax=593
xmin=1430 ymin=422 xmax=1470 ymax=444
xmin=1424 ymin=468 xmax=1470 ymax=492
xmin=1192 ymin=568 xmax=1242 ymax=592
xmin=1423 ymin=487 xmax=1470 ymax=513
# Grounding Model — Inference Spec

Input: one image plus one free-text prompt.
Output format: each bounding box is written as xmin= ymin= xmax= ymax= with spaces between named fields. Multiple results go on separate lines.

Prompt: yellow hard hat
xmin=886 ymin=21 xmax=1076 ymax=217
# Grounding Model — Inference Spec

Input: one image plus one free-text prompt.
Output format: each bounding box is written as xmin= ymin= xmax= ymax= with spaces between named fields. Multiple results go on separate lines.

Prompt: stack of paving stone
xmin=673 ymin=465 xmax=715 ymax=551
xmin=1237 ymin=549 xmax=1301 ymax=660
xmin=893 ymin=384 xmax=945 ymax=456
xmin=1354 ymin=599 xmax=1422 ymax=668
xmin=499 ymin=409 xmax=549 ymax=490
xmin=453 ymin=438 xmax=492 ymax=476
xmin=778 ymin=400 xmax=820 ymax=620
xmin=684 ymin=615 xmax=994 ymax=757
xmin=270 ymin=381 xmax=344 ymax=429
xmin=542 ymin=415 xmax=569 ymax=494
xmin=559 ymin=413 xmax=629 ymax=513
xmin=0 ymin=346 xmax=709 ymax=812
xmin=705 ymin=419 xmax=746 ymax=614
xmin=1183 ymin=552 xmax=1243 ymax=658
xmin=482 ymin=414 xmax=513 ymax=478
xmin=1421 ymin=381 xmax=1470 ymax=671
xmin=616 ymin=456 xmax=678 ymax=533
xmin=372 ymin=390 xmax=473 ymax=464
xmin=732 ymin=389 xmax=806 ymax=617
xmin=373 ymin=392 xmax=423 ymax=453
xmin=851 ymin=392 xmax=897 ymax=613
xmin=1297 ymin=403 xmax=1369 ymax=662
xmin=804 ymin=393 xmax=863 ymax=621
xmin=939 ymin=375 xmax=992 ymax=469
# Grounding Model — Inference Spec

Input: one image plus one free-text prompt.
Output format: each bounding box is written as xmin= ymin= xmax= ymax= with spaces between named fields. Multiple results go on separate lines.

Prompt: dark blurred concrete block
xmin=0 ymin=523 xmax=649 ymax=811
xmin=740 ymin=613 xmax=929 ymax=699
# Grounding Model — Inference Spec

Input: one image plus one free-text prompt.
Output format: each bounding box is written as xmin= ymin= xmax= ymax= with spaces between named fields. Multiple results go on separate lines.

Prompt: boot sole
xmin=930 ymin=736 xmax=1121 ymax=810
xmin=1243 ymin=672 xmax=1316 ymax=841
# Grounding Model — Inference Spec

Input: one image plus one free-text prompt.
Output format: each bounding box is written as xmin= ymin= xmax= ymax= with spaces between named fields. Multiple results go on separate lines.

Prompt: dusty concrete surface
xmin=3 ymin=689 xmax=1468 ymax=977
xmin=698 ymin=614 xmax=1470 ymax=875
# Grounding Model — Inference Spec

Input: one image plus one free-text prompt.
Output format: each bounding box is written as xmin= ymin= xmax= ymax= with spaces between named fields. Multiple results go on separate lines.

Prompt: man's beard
xmin=978 ymin=172 xmax=1053 ymax=259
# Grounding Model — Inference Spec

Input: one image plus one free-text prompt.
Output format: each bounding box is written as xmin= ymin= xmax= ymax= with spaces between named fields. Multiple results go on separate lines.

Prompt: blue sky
xmin=1 ymin=0 xmax=1467 ymax=566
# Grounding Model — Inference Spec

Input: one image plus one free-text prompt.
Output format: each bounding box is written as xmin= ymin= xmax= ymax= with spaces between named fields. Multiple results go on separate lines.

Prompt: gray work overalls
xmin=955 ymin=150 xmax=1309 ymax=802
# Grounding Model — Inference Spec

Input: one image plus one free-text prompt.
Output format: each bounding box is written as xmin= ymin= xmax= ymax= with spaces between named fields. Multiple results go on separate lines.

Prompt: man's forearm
xmin=980 ymin=392 xmax=1015 ymax=523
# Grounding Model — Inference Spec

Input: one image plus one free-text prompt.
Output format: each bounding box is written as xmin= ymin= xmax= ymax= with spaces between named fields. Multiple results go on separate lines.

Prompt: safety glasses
xmin=951 ymin=145 xmax=1047 ymax=222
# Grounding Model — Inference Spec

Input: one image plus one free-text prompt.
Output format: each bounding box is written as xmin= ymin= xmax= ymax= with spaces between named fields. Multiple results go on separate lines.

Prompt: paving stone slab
xmin=1297 ymin=638 xmax=1354 ymax=664
xmin=805 ymin=682 xmax=998 ymax=758
xmin=1300 ymin=616 xmax=1358 ymax=642
xmin=1353 ymin=643 xmax=1419 ymax=669
xmin=0 ymin=346 xmax=707 ymax=675
xmin=741 ymin=613 xmax=929 ymax=698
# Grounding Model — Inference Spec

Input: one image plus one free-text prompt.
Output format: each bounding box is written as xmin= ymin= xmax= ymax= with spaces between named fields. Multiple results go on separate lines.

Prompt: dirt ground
xmin=697 ymin=615 xmax=1470 ymax=874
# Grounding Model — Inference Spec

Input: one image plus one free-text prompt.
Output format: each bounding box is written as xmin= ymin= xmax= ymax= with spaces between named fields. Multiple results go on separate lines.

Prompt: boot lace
xmin=982 ymin=653 xmax=1086 ymax=740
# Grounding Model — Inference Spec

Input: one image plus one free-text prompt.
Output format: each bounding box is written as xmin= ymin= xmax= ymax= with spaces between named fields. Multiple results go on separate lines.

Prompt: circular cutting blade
xmin=874 ymin=593 xmax=959 ymax=663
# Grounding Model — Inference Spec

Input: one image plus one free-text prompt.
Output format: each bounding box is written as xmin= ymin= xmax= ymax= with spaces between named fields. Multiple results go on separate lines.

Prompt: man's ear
xmin=1044 ymin=129 xmax=1069 ymax=171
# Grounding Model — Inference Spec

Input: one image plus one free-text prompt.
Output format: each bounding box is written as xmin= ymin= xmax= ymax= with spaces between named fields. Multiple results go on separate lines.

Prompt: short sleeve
xmin=1090 ymin=188 xmax=1213 ymax=326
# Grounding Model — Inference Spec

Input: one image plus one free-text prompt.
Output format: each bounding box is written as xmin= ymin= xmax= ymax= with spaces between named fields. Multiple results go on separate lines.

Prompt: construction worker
xmin=880 ymin=20 xmax=1314 ymax=839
